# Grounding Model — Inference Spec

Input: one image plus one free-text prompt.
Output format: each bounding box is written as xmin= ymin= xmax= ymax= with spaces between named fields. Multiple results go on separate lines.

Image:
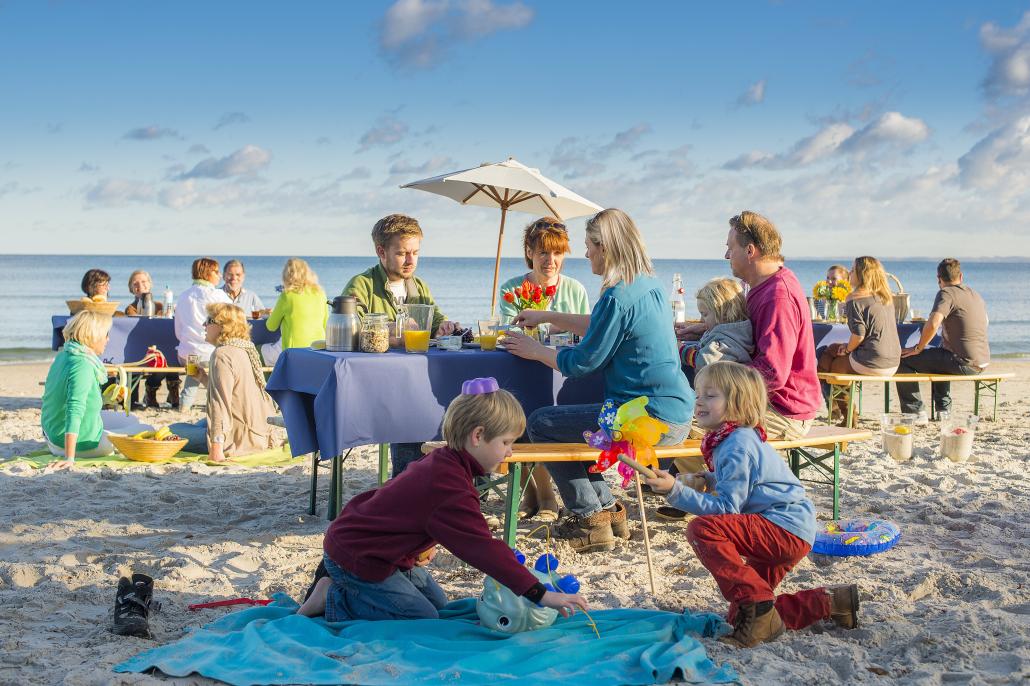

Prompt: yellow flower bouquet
xmin=812 ymin=279 xmax=852 ymax=321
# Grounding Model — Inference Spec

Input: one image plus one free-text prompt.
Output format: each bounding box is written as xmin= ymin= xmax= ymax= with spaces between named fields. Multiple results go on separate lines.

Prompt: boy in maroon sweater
xmin=298 ymin=377 xmax=589 ymax=622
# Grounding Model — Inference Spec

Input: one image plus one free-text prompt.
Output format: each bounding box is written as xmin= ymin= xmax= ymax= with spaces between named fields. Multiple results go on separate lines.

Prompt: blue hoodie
xmin=667 ymin=427 xmax=816 ymax=545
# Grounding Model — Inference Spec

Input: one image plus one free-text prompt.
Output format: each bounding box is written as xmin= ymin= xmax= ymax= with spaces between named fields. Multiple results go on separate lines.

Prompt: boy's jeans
xmin=528 ymin=403 xmax=690 ymax=517
xmin=322 ymin=553 xmax=448 ymax=622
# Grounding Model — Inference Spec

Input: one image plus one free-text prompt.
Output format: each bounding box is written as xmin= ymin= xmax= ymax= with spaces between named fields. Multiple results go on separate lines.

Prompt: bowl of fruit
xmin=67 ymin=295 xmax=120 ymax=316
xmin=108 ymin=426 xmax=188 ymax=462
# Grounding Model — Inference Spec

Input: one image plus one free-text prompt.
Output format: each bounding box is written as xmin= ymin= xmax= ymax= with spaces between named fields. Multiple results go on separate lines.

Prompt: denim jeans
xmin=390 ymin=442 xmax=425 ymax=477
xmin=322 ymin=553 xmax=448 ymax=622
xmin=178 ymin=355 xmax=204 ymax=410
xmin=170 ymin=418 xmax=208 ymax=454
xmin=527 ymin=403 xmax=691 ymax=517
xmin=895 ymin=347 xmax=981 ymax=414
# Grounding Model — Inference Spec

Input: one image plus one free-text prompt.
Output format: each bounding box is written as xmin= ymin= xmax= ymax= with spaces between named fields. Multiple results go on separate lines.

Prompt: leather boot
xmin=719 ymin=600 xmax=785 ymax=648
xmin=165 ymin=377 xmax=181 ymax=410
xmin=111 ymin=573 xmax=156 ymax=638
xmin=552 ymin=510 xmax=615 ymax=553
xmin=827 ymin=584 xmax=860 ymax=629
xmin=145 ymin=385 xmax=161 ymax=409
xmin=607 ymin=501 xmax=631 ymax=540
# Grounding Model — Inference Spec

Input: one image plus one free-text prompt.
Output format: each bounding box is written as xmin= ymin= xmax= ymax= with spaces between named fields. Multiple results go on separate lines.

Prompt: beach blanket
xmin=0 ymin=445 xmax=300 ymax=470
xmin=115 ymin=594 xmax=738 ymax=686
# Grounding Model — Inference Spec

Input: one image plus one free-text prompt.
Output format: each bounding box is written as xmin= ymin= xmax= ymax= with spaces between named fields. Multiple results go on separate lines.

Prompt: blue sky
xmin=1 ymin=1 xmax=1028 ymax=258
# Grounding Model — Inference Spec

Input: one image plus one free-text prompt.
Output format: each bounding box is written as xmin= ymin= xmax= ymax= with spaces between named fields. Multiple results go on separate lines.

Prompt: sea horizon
xmin=7 ymin=254 xmax=1029 ymax=362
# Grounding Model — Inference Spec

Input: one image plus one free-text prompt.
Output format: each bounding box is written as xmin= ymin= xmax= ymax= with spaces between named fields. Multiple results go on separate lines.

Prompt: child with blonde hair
xmin=679 ymin=278 xmax=754 ymax=380
xmin=645 ymin=361 xmax=858 ymax=648
xmin=298 ymin=377 xmax=588 ymax=622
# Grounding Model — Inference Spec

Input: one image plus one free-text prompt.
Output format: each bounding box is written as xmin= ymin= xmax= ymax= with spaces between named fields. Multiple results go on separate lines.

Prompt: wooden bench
xmin=418 ymin=426 xmax=871 ymax=546
xmin=819 ymin=372 xmax=1013 ymax=427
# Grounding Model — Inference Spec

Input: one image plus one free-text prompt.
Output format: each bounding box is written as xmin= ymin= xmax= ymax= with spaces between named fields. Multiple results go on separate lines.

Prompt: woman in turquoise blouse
xmin=504 ymin=209 xmax=695 ymax=553
xmin=497 ymin=217 xmax=590 ymax=323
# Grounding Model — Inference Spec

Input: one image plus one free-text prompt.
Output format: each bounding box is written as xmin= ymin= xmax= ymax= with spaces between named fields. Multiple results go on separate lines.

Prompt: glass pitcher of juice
xmin=402 ymin=304 xmax=434 ymax=353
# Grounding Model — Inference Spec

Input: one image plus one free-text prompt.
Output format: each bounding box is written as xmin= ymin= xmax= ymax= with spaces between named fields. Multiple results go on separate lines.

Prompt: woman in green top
xmin=497 ymin=217 xmax=590 ymax=522
xmin=266 ymin=258 xmax=329 ymax=352
xmin=497 ymin=217 xmax=590 ymax=324
xmin=41 ymin=311 xmax=152 ymax=468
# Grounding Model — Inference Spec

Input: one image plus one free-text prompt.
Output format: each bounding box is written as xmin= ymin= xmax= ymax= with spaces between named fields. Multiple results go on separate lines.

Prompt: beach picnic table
xmin=51 ymin=314 xmax=280 ymax=364
xmin=265 ymin=347 xmax=605 ymax=516
xmin=812 ymin=321 xmax=935 ymax=350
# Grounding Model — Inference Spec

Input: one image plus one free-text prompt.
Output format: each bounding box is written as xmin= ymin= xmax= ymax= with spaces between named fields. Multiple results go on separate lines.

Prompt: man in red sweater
xmin=297 ymin=378 xmax=589 ymax=622
xmin=724 ymin=211 xmax=821 ymax=439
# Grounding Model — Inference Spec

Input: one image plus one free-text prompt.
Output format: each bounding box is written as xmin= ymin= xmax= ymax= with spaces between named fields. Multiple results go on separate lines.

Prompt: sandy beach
xmin=1 ymin=360 xmax=1027 ymax=685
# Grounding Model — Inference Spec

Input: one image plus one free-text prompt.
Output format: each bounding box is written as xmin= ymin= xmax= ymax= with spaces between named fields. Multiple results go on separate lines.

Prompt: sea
xmin=3 ymin=254 xmax=1028 ymax=363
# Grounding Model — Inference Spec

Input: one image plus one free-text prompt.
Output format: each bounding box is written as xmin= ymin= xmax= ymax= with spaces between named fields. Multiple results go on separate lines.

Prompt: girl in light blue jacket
xmin=645 ymin=361 xmax=859 ymax=649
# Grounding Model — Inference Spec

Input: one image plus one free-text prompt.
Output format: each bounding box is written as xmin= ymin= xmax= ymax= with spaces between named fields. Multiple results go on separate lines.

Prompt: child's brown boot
xmin=719 ymin=601 xmax=785 ymax=648
xmin=827 ymin=584 xmax=860 ymax=628
xmin=606 ymin=501 xmax=631 ymax=540
xmin=553 ymin=510 xmax=615 ymax=553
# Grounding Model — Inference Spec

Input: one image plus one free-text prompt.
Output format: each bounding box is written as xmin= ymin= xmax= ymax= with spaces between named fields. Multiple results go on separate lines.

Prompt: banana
xmin=132 ymin=430 xmax=155 ymax=439
xmin=154 ymin=426 xmax=171 ymax=441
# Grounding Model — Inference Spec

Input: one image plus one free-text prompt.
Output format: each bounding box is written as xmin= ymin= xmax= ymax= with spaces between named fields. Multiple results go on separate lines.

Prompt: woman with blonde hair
xmin=264 ymin=258 xmax=328 ymax=365
xmin=171 ymin=303 xmax=276 ymax=460
xmin=504 ymin=208 xmax=695 ymax=553
xmin=41 ymin=311 xmax=152 ymax=467
xmin=817 ymin=256 xmax=901 ymax=424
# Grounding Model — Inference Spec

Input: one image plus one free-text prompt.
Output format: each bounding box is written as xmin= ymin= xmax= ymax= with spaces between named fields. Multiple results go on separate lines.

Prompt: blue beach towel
xmin=115 ymin=594 xmax=739 ymax=686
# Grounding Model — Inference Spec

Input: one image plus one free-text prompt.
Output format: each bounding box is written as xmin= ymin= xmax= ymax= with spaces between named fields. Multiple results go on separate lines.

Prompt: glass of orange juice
xmin=478 ymin=318 xmax=499 ymax=351
xmin=402 ymin=304 xmax=434 ymax=353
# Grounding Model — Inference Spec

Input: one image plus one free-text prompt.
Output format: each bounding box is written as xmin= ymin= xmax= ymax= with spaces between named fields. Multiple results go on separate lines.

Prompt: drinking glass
xmin=402 ymin=304 xmax=434 ymax=353
xmin=478 ymin=318 xmax=500 ymax=351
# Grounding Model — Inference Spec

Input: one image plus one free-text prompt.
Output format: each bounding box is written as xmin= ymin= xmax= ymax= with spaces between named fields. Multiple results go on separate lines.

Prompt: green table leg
xmin=308 ymin=451 xmax=319 ymax=516
xmin=884 ymin=381 xmax=891 ymax=414
xmin=378 ymin=443 xmax=390 ymax=485
xmin=502 ymin=463 xmax=524 ymax=547
xmin=327 ymin=454 xmax=339 ymax=521
xmin=974 ymin=381 xmax=981 ymax=417
xmin=845 ymin=381 xmax=857 ymax=428
xmin=833 ymin=443 xmax=841 ymax=520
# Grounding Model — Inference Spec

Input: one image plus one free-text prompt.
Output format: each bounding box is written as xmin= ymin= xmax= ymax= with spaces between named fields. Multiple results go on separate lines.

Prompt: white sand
xmin=1 ymin=361 xmax=1028 ymax=685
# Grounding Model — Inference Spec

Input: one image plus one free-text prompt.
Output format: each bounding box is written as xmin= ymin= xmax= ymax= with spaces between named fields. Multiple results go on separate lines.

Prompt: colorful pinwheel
xmin=584 ymin=397 xmax=669 ymax=487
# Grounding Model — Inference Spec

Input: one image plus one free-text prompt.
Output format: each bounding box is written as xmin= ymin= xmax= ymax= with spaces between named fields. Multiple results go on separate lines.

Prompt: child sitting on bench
xmin=298 ymin=377 xmax=589 ymax=622
xmin=644 ymin=361 xmax=859 ymax=648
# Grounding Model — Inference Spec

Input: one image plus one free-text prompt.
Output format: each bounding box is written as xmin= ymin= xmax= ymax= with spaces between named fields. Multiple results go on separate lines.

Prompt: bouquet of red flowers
xmin=502 ymin=280 xmax=557 ymax=311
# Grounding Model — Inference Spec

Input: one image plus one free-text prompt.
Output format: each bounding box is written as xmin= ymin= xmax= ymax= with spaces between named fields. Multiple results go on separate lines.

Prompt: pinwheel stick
xmin=617 ymin=455 xmax=657 ymax=595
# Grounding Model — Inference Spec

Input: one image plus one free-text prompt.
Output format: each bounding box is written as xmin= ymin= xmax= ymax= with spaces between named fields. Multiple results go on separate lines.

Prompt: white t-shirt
xmin=174 ymin=283 xmax=232 ymax=361
xmin=388 ymin=280 xmax=406 ymax=303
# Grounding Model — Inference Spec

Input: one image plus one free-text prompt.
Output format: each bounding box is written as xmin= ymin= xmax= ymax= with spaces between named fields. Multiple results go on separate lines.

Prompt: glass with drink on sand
xmin=402 ymin=304 xmax=434 ymax=353
xmin=478 ymin=318 xmax=499 ymax=351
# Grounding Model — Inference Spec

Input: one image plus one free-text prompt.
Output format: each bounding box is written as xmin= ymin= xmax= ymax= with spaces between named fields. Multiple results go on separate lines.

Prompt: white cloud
xmin=723 ymin=112 xmax=927 ymax=170
xmin=357 ymin=115 xmax=409 ymax=152
xmin=380 ymin=0 xmax=533 ymax=68
xmin=980 ymin=10 xmax=1030 ymax=98
xmin=213 ymin=111 xmax=250 ymax=130
xmin=957 ymin=115 xmax=1030 ymax=196
xmin=551 ymin=124 xmax=653 ymax=179
xmin=735 ymin=79 xmax=766 ymax=107
xmin=159 ymin=179 xmax=250 ymax=209
xmin=842 ymin=111 xmax=930 ymax=153
xmin=388 ymin=155 xmax=457 ymax=176
xmin=123 ymin=125 xmax=180 ymax=141
xmin=84 ymin=178 xmax=155 ymax=206
xmin=337 ymin=166 xmax=372 ymax=180
xmin=178 ymin=145 xmax=271 ymax=180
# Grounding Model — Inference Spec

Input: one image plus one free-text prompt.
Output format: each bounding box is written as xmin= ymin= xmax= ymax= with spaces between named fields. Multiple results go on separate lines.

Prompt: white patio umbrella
xmin=401 ymin=157 xmax=603 ymax=315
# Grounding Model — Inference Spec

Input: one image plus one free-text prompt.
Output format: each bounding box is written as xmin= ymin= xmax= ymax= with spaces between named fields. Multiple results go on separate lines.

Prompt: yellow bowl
xmin=67 ymin=299 xmax=120 ymax=316
xmin=108 ymin=434 xmax=188 ymax=462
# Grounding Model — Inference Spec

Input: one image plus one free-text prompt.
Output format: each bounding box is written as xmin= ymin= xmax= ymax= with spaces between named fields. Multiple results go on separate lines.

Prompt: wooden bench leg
xmin=503 ymin=463 xmax=524 ymax=547
xmin=378 ymin=443 xmax=390 ymax=485
xmin=973 ymin=379 xmax=1000 ymax=421
xmin=789 ymin=444 xmax=841 ymax=521
xmin=884 ymin=381 xmax=891 ymax=414
xmin=845 ymin=381 xmax=857 ymax=428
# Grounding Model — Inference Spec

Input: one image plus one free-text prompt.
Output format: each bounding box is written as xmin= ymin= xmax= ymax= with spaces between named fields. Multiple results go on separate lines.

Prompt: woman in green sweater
xmin=264 ymin=258 xmax=328 ymax=364
xmin=41 ymin=311 xmax=152 ymax=468
xmin=497 ymin=217 xmax=591 ymax=522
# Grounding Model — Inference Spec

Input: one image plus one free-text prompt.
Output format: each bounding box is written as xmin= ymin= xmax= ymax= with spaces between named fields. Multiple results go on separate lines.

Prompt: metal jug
xmin=326 ymin=296 xmax=360 ymax=352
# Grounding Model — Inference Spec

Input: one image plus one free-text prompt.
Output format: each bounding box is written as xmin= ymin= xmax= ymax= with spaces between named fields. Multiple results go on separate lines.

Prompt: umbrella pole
xmin=490 ymin=206 xmax=508 ymax=317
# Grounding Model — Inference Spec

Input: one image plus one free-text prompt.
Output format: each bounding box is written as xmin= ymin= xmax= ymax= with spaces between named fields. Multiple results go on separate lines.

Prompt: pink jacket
xmin=746 ymin=267 xmax=821 ymax=420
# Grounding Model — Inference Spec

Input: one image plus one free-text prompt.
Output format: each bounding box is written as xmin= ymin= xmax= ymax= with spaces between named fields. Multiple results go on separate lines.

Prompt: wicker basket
xmin=67 ymin=299 xmax=120 ymax=316
xmin=886 ymin=274 xmax=910 ymax=323
xmin=108 ymin=434 xmax=188 ymax=462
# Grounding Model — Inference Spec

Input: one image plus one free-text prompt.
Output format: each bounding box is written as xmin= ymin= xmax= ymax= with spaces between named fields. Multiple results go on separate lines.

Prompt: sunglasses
xmin=204 ymin=318 xmax=217 ymax=326
xmin=531 ymin=221 xmax=566 ymax=232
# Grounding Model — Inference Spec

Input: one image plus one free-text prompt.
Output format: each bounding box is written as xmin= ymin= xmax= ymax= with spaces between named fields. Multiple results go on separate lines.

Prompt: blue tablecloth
xmin=266 ymin=347 xmax=604 ymax=458
xmin=51 ymin=315 xmax=280 ymax=365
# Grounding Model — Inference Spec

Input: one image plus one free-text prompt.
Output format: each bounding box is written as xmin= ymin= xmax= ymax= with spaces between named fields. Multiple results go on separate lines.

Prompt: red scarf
xmin=700 ymin=422 xmax=768 ymax=472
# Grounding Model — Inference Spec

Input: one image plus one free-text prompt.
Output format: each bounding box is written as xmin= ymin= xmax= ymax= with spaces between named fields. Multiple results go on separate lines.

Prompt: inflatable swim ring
xmin=812 ymin=518 xmax=901 ymax=557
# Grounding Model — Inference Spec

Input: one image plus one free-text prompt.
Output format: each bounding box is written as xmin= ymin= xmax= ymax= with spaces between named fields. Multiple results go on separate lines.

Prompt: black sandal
xmin=655 ymin=506 xmax=689 ymax=521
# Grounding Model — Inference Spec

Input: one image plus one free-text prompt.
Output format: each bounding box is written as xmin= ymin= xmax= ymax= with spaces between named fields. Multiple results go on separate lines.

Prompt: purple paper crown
xmin=461 ymin=377 xmax=500 ymax=395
